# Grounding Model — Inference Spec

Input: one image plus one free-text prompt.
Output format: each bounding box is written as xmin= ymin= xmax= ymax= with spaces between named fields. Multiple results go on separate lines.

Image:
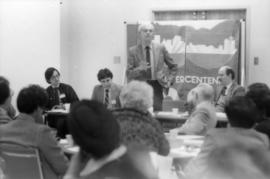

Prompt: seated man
xmin=184 ymin=96 xmax=269 ymax=179
xmin=0 ymin=85 xmax=68 ymax=179
xmin=0 ymin=76 xmax=14 ymax=125
xmin=215 ymin=66 xmax=245 ymax=112
xmin=91 ymin=68 xmax=122 ymax=109
xmin=170 ymin=83 xmax=217 ymax=135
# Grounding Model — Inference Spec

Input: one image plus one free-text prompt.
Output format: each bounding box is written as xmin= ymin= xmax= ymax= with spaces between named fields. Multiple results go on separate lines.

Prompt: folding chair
xmin=0 ymin=141 xmax=44 ymax=179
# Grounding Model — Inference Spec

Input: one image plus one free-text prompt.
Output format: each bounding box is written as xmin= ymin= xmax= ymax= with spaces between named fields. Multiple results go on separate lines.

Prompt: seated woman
xmin=170 ymin=83 xmax=217 ymax=135
xmin=112 ymin=80 xmax=170 ymax=156
xmin=64 ymin=100 xmax=158 ymax=179
xmin=44 ymin=67 xmax=79 ymax=138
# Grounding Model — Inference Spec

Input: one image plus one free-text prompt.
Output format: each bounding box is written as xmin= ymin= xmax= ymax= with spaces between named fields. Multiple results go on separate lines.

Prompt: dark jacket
xmin=46 ymin=83 xmax=79 ymax=110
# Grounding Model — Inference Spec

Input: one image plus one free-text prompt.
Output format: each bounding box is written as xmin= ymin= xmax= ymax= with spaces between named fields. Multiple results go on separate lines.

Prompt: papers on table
xmin=47 ymin=109 xmax=69 ymax=114
xmin=156 ymin=111 xmax=189 ymax=119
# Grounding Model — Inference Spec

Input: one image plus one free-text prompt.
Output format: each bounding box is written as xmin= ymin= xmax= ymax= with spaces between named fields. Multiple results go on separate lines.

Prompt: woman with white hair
xmin=112 ymin=80 xmax=170 ymax=156
xmin=171 ymin=83 xmax=217 ymax=135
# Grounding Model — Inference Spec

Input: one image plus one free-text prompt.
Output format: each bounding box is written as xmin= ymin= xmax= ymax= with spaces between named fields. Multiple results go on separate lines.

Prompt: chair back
xmin=0 ymin=141 xmax=44 ymax=179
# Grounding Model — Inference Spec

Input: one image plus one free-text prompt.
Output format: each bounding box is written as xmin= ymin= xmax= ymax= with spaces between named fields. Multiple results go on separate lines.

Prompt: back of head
xmin=196 ymin=83 xmax=214 ymax=102
xmin=17 ymin=85 xmax=48 ymax=114
xmin=246 ymin=83 xmax=270 ymax=117
xmin=120 ymin=80 xmax=153 ymax=111
xmin=225 ymin=96 xmax=258 ymax=128
xmin=44 ymin=67 xmax=60 ymax=84
xmin=97 ymin=68 xmax=113 ymax=81
xmin=68 ymin=100 xmax=120 ymax=159
xmin=0 ymin=76 xmax=10 ymax=105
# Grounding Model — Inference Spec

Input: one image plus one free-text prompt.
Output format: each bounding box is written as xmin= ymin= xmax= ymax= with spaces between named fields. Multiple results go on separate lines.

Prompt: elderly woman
xmin=171 ymin=83 xmax=217 ymax=135
xmin=112 ymin=80 xmax=170 ymax=156
xmin=45 ymin=67 xmax=79 ymax=110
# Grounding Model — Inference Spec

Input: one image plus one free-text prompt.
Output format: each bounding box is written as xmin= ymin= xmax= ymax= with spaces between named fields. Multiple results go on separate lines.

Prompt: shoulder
xmin=129 ymin=45 xmax=139 ymax=53
xmin=111 ymin=83 xmax=122 ymax=91
xmin=93 ymin=84 xmax=103 ymax=91
xmin=60 ymin=83 xmax=73 ymax=89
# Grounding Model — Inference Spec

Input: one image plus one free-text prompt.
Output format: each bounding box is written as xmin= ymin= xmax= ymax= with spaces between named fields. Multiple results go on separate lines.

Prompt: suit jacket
xmin=46 ymin=83 xmax=79 ymax=110
xmin=0 ymin=114 xmax=68 ymax=179
xmin=179 ymin=101 xmax=217 ymax=135
xmin=91 ymin=83 xmax=122 ymax=109
xmin=126 ymin=43 xmax=177 ymax=82
xmin=184 ymin=128 xmax=269 ymax=179
xmin=215 ymin=81 xmax=245 ymax=112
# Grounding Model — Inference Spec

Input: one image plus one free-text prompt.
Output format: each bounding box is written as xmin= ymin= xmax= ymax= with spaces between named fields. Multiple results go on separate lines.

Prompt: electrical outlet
xmin=254 ymin=57 xmax=259 ymax=65
xmin=113 ymin=56 xmax=121 ymax=64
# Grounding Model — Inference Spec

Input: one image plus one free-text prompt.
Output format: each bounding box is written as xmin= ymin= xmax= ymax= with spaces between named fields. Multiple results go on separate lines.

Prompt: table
xmin=154 ymin=111 xmax=228 ymax=132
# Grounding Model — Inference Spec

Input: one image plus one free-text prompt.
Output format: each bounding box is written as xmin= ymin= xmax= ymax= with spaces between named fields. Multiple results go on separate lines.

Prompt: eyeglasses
xmin=50 ymin=74 xmax=60 ymax=81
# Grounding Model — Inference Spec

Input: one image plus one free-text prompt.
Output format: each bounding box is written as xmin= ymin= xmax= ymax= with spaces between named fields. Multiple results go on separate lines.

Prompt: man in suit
xmin=215 ymin=66 xmax=245 ymax=112
xmin=126 ymin=23 xmax=177 ymax=111
xmin=0 ymin=85 xmax=68 ymax=179
xmin=92 ymin=68 xmax=122 ymax=109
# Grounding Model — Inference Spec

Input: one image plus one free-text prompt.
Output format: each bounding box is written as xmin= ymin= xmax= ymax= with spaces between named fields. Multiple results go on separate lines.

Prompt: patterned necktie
xmin=221 ymin=86 xmax=227 ymax=96
xmin=145 ymin=46 xmax=152 ymax=79
xmin=104 ymin=89 xmax=109 ymax=107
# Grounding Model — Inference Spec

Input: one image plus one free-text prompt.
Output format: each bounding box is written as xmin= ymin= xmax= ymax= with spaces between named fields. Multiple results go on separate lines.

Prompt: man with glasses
xmin=126 ymin=22 xmax=177 ymax=111
xmin=91 ymin=68 xmax=122 ymax=109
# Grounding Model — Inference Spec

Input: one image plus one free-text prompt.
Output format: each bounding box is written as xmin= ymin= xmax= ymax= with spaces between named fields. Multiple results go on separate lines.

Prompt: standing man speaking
xmin=126 ymin=22 xmax=177 ymax=111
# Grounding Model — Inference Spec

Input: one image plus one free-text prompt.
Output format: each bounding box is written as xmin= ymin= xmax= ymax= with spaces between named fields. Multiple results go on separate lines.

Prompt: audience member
xmin=170 ymin=83 xmax=217 ymax=135
xmin=215 ymin=66 xmax=245 ymax=112
xmin=0 ymin=77 xmax=13 ymax=125
xmin=91 ymin=68 xmax=122 ymax=109
xmin=203 ymin=140 xmax=270 ymax=179
xmin=0 ymin=85 xmax=68 ymax=179
xmin=126 ymin=22 xmax=177 ymax=111
xmin=184 ymin=96 xmax=269 ymax=179
xmin=45 ymin=67 xmax=79 ymax=138
xmin=64 ymin=100 xmax=158 ymax=179
xmin=112 ymin=80 xmax=170 ymax=156
xmin=246 ymin=82 xmax=270 ymax=138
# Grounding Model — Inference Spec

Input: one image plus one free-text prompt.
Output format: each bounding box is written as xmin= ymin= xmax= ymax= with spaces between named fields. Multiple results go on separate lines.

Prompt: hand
xmin=137 ymin=61 xmax=151 ymax=71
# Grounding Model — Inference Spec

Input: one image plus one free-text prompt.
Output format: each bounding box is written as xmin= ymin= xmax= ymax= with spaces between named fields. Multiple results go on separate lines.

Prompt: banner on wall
xmin=127 ymin=20 xmax=241 ymax=99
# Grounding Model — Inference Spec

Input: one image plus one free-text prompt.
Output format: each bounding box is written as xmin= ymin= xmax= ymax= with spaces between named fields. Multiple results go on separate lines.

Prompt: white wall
xmin=61 ymin=0 xmax=270 ymax=99
xmin=0 ymin=0 xmax=60 ymax=107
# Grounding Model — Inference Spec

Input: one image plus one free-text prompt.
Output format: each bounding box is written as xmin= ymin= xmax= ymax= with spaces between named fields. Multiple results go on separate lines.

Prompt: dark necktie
xmin=221 ymin=86 xmax=227 ymax=96
xmin=145 ymin=46 xmax=151 ymax=79
xmin=53 ymin=87 xmax=61 ymax=105
xmin=104 ymin=89 xmax=109 ymax=107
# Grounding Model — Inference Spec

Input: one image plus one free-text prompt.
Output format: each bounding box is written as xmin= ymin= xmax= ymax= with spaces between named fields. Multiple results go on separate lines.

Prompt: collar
xmin=142 ymin=43 xmax=152 ymax=50
xmin=80 ymin=145 xmax=127 ymax=176
xmin=226 ymin=82 xmax=233 ymax=90
xmin=16 ymin=113 xmax=35 ymax=122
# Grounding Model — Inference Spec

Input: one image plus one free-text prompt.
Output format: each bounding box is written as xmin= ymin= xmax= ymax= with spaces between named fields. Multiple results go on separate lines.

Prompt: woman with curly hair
xmin=112 ymin=80 xmax=170 ymax=156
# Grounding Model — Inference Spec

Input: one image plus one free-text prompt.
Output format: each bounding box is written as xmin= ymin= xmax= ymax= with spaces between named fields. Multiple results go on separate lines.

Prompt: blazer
xmin=126 ymin=43 xmax=177 ymax=82
xmin=0 ymin=114 xmax=68 ymax=179
xmin=91 ymin=83 xmax=122 ymax=109
xmin=178 ymin=101 xmax=217 ymax=135
xmin=46 ymin=83 xmax=79 ymax=110
xmin=215 ymin=81 xmax=245 ymax=112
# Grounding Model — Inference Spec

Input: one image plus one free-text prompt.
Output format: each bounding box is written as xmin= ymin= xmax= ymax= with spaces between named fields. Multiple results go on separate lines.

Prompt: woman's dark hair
xmin=97 ymin=68 xmax=113 ymax=81
xmin=17 ymin=85 xmax=48 ymax=114
xmin=44 ymin=67 xmax=60 ymax=84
